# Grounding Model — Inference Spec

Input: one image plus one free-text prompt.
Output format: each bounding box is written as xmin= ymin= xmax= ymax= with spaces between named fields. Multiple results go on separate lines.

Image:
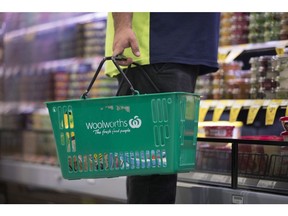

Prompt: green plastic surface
xmin=46 ymin=92 xmax=200 ymax=179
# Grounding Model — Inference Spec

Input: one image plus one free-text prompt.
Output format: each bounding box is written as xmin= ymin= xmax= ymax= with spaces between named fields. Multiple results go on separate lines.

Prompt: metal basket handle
xmin=81 ymin=55 xmax=139 ymax=99
xmin=115 ymin=61 xmax=161 ymax=96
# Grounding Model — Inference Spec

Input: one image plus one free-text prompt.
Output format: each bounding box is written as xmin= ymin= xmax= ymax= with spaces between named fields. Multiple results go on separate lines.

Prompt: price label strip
xmin=247 ymin=100 xmax=263 ymax=125
xmin=192 ymin=172 xmax=210 ymax=181
xmin=257 ymin=180 xmax=277 ymax=189
xmin=213 ymin=100 xmax=233 ymax=122
xmin=265 ymin=100 xmax=281 ymax=125
xmin=237 ymin=177 xmax=247 ymax=185
xmin=224 ymin=44 xmax=247 ymax=63
xmin=210 ymin=174 xmax=230 ymax=183
xmin=199 ymin=100 xmax=212 ymax=122
xmin=229 ymin=100 xmax=245 ymax=122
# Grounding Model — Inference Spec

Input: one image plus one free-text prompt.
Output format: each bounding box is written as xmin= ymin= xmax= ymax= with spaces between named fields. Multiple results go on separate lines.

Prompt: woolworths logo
xmin=129 ymin=116 xmax=142 ymax=128
xmin=86 ymin=116 xmax=142 ymax=135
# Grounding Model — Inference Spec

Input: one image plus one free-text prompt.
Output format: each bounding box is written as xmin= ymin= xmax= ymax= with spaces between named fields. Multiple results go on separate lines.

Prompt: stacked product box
xmin=196 ymin=61 xmax=250 ymax=99
xmin=195 ymin=74 xmax=213 ymax=99
xmin=23 ymin=108 xmax=57 ymax=165
xmin=57 ymin=24 xmax=79 ymax=59
xmin=2 ymin=67 xmax=54 ymax=102
xmin=280 ymin=13 xmax=288 ymax=40
xmin=53 ymin=62 xmax=118 ymax=101
xmin=274 ymin=54 xmax=288 ymax=99
xmin=4 ymin=13 xmax=103 ymax=66
xmin=0 ymin=103 xmax=25 ymax=159
xmin=249 ymin=54 xmax=288 ymax=99
xmin=220 ymin=12 xmax=250 ymax=46
xmin=257 ymin=56 xmax=279 ymax=99
xmin=249 ymin=12 xmax=282 ymax=43
xmin=76 ymin=20 xmax=106 ymax=58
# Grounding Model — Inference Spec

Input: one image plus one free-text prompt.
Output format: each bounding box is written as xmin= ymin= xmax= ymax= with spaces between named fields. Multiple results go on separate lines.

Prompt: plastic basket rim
xmin=45 ymin=91 xmax=200 ymax=105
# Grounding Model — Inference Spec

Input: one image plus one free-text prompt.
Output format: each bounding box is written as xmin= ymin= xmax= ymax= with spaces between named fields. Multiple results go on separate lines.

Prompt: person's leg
xmin=126 ymin=174 xmax=178 ymax=204
xmin=117 ymin=63 xmax=199 ymax=204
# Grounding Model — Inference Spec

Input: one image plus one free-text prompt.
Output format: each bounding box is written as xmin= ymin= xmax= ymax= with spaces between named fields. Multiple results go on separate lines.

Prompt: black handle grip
xmin=81 ymin=56 xmax=138 ymax=99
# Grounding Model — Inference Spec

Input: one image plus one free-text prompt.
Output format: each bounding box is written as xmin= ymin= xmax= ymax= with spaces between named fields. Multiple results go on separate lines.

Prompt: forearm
xmin=112 ymin=12 xmax=133 ymax=32
xmin=111 ymin=12 xmax=140 ymax=63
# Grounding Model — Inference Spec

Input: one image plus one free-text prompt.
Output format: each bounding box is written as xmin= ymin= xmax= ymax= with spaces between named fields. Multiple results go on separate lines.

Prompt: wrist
xmin=112 ymin=12 xmax=133 ymax=32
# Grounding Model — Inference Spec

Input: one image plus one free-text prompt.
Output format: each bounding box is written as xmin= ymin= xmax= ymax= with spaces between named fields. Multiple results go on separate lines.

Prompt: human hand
xmin=112 ymin=27 xmax=140 ymax=66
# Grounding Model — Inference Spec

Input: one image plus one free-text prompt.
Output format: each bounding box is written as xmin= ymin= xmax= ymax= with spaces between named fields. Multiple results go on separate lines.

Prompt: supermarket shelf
xmin=197 ymin=137 xmax=288 ymax=145
xmin=219 ymin=40 xmax=288 ymax=63
xmin=0 ymin=159 xmax=127 ymax=202
xmin=200 ymin=99 xmax=288 ymax=110
xmin=199 ymin=99 xmax=288 ymax=123
xmin=4 ymin=13 xmax=108 ymax=41
xmin=178 ymin=171 xmax=288 ymax=196
xmin=176 ymin=180 xmax=288 ymax=204
xmin=1 ymin=55 xmax=104 ymax=71
xmin=189 ymin=137 xmax=288 ymax=196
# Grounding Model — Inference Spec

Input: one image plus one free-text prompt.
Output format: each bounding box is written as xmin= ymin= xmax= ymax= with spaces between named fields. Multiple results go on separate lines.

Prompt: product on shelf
xmin=196 ymin=61 xmax=250 ymax=99
xmin=198 ymin=121 xmax=243 ymax=138
xmin=2 ymin=66 xmax=54 ymax=102
xmin=248 ymin=13 xmax=265 ymax=43
xmin=263 ymin=12 xmax=281 ymax=42
xmin=3 ymin=13 xmax=106 ymax=66
xmin=195 ymin=74 xmax=213 ymax=99
xmin=281 ymin=131 xmax=288 ymax=141
xmin=274 ymin=54 xmax=288 ymax=99
xmin=219 ymin=12 xmax=249 ymax=46
xmin=280 ymin=116 xmax=288 ymax=131
xmin=248 ymin=53 xmax=288 ymax=99
xmin=280 ymin=116 xmax=288 ymax=141
xmin=76 ymin=20 xmax=106 ymax=58
xmin=52 ymin=62 xmax=118 ymax=101
xmin=248 ymin=12 xmax=282 ymax=43
xmin=280 ymin=13 xmax=288 ymax=40
xmin=219 ymin=12 xmax=287 ymax=46
xmin=257 ymin=55 xmax=279 ymax=99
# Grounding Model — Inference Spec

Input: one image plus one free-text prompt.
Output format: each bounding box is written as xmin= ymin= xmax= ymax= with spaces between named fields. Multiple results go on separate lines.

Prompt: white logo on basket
xmin=129 ymin=116 xmax=142 ymax=128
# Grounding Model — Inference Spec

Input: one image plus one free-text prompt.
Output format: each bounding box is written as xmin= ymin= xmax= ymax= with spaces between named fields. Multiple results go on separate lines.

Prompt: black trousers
xmin=117 ymin=63 xmax=199 ymax=204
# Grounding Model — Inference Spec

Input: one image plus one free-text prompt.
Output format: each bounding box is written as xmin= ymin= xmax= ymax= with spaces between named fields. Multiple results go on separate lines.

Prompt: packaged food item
xmin=199 ymin=121 xmax=243 ymax=138
xmin=281 ymin=131 xmax=288 ymax=141
xmin=204 ymin=125 xmax=234 ymax=138
xmin=280 ymin=116 xmax=288 ymax=131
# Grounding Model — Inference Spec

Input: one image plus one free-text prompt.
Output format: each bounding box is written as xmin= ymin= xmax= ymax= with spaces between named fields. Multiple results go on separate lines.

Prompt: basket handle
xmin=115 ymin=61 xmax=161 ymax=96
xmin=81 ymin=55 xmax=139 ymax=99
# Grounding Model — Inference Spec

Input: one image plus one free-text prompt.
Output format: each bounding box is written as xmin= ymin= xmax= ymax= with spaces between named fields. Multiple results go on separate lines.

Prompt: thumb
xmin=113 ymin=47 xmax=124 ymax=57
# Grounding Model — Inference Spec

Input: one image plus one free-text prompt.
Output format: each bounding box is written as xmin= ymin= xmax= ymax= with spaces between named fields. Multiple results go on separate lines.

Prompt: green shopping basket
xmin=46 ymin=56 xmax=200 ymax=180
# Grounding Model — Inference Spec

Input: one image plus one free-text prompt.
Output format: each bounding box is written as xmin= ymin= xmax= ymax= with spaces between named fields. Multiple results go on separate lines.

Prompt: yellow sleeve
xmin=104 ymin=12 xmax=150 ymax=77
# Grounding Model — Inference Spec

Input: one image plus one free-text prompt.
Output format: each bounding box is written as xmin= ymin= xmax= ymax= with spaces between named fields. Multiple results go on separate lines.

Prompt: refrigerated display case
xmin=174 ymin=92 xmax=288 ymax=203
xmin=176 ymin=132 xmax=288 ymax=203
